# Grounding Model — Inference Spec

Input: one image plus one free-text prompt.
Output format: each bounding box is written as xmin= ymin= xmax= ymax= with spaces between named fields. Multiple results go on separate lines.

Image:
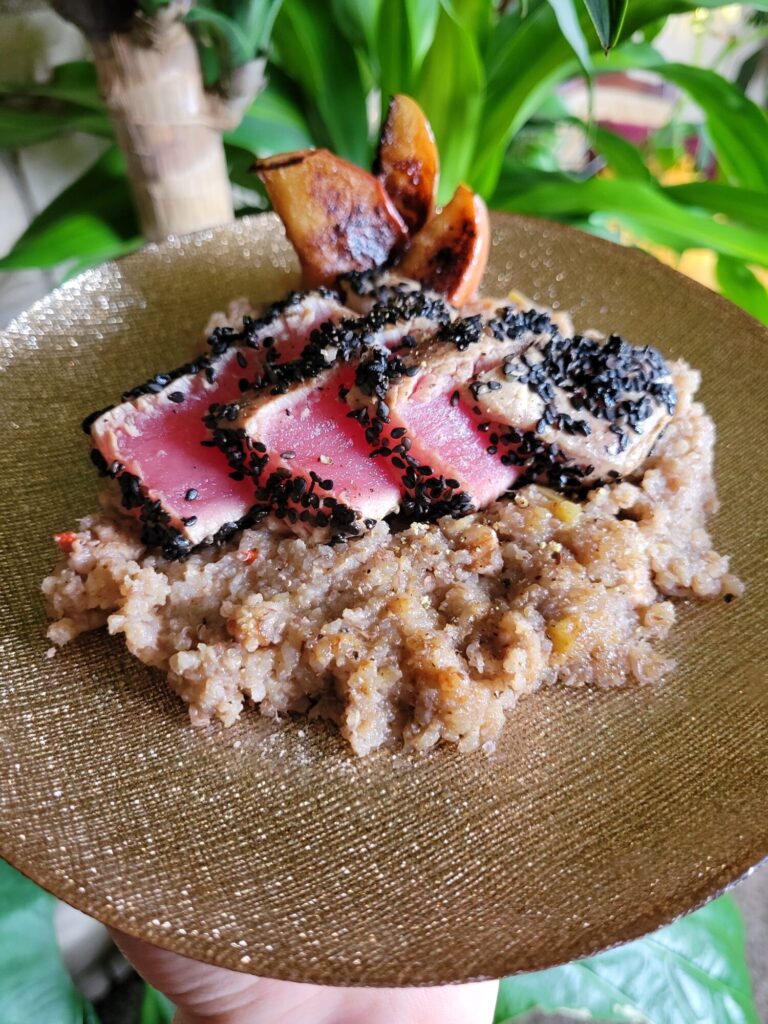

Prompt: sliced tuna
xmin=86 ymin=291 xmax=352 ymax=557
xmin=343 ymin=308 xmax=550 ymax=516
xmin=345 ymin=305 xmax=676 ymax=511
xmin=211 ymin=291 xmax=451 ymax=539
xmin=467 ymin=324 xmax=676 ymax=487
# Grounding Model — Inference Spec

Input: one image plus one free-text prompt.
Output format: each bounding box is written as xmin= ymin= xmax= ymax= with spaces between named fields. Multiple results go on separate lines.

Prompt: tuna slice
xmin=87 ymin=291 xmax=352 ymax=557
xmin=213 ymin=291 xmax=452 ymax=539
xmin=465 ymin=319 xmax=677 ymax=487
xmin=346 ymin=305 xmax=676 ymax=511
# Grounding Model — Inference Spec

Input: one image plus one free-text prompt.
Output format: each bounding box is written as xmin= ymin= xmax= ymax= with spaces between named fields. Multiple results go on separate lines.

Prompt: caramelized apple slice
xmin=254 ymin=149 xmax=408 ymax=287
xmin=396 ymin=184 xmax=490 ymax=306
xmin=374 ymin=94 xmax=439 ymax=234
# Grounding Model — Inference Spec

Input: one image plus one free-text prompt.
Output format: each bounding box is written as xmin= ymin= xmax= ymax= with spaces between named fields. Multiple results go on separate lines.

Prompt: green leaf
xmin=376 ymin=0 xmax=415 ymax=109
xmin=61 ymin=236 xmax=144 ymax=282
xmin=0 ymin=859 xmax=97 ymax=1023
xmin=272 ymin=0 xmax=370 ymax=164
xmin=0 ymin=105 xmax=112 ymax=148
xmin=546 ymin=0 xmax=592 ymax=74
xmin=582 ymin=0 xmax=628 ymax=51
xmin=471 ymin=0 xmax=740 ymax=197
xmin=224 ymin=78 xmax=314 ymax=155
xmin=227 ymin=0 xmax=285 ymax=53
xmin=716 ymin=255 xmax=768 ymax=325
xmin=495 ymin=896 xmax=758 ymax=1024
xmin=416 ymin=3 xmax=485 ymax=201
xmin=492 ymin=168 xmax=768 ymax=266
xmin=0 ymin=61 xmax=103 ymax=111
xmin=139 ymin=984 xmax=176 ymax=1024
xmin=331 ymin=0 xmax=384 ymax=53
xmin=589 ymin=123 xmax=652 ymax=181
xmin=586 ymin=55 xmax=768 ymax=190
xmin=651 ymin=64 xmax=768 ymax=191
xmin=185 ymin=8 xmax=252 ymax=70
xmin=0 ymin=148 xmax=138 ymax=270
xmin=662 ymin=182 xmax=768 ymax=233
xmin=405 ymin=0 xmax=441 ymax=70
xmin=735 ymin=46 xmax=763 ymax=96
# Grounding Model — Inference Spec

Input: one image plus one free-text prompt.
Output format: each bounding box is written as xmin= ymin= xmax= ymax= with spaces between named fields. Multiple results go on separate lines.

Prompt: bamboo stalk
xmin=91 ymin=18 xmax=232 ymax=240
xmin=53 ymin=1 xmax=264 ymax=241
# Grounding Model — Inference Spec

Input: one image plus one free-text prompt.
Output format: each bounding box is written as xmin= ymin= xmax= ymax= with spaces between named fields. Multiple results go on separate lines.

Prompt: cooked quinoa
xmin=42 ymin=358 xmax=741 ymax=755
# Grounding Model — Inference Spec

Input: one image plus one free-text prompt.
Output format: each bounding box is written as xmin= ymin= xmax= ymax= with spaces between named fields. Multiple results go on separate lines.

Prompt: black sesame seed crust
xmin=253 ymin=287 xmax=451 ymax=398
xmin=81 ymin=289 xmax=337 ymax=433
xmin=340 ymin=301 xmax=676 ymax=506
xmin=496 ymin=329 xmax=676 ymax=463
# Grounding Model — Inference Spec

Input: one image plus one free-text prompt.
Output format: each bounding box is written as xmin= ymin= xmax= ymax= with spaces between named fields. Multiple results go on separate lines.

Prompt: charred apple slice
xmin=374 ymin=94 xmax=439 ymax=234
xmin=86 ymin=292 xmax=352 ymax=557
xmin=255 ymin=149 xmax=408 ymax=288
xmin=212 ymin=292 xmax=452 ymax=539
xmin=396 ymin=184 xmax=490 ymax=306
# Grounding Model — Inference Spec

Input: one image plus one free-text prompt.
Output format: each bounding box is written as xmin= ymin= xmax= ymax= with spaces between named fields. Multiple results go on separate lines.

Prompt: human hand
xmin=111 ymin=929 xmax=500 ymax=1024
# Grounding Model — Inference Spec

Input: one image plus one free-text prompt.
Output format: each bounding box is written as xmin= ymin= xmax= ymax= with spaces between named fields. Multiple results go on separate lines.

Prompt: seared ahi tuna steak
xmin=85 ymin=291 xmax=352 ymax=557
xmin=83 ymin=281 xmax=676 ymax=556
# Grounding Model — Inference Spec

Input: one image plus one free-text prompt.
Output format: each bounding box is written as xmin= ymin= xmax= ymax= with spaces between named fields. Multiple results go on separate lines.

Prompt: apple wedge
xmin=254 ymin=149 xmax=408 ymax=287
xmin=374 ymin=94 xmax=439 ymax=235
xmin=396 ymin=184 xmax=490 ymax=306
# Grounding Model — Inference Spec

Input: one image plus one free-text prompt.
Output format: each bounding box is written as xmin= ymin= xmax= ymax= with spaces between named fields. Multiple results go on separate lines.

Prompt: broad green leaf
xmin=0 ymin=148 xmax=138 ymax=270
xmin=546 ymin=0 xmax=592 ymax=74
xmin=589 ymin=123 xmax=651 ymax=181
xmin=376 ymin=0 xmax=412 ymax=107
xmin=663 ymin=182 xmax=768 ymax=233
xmin=446 ymin=0 xmax=495 ymax=41
xmin=0 ymin=860 xmax=97 ymax=1024
xmin=492 ymin=168 xmax=768 ymax=266
xmin=224 ymin=79 xmax=314 ymax=155
xmin=1 ymin=215 xmax=127 ymax=271
xmin=652 ymin=64 xmax=768 ymax=191
xmin=272 ymin=0 xmax=370 ymax=164
xmin=582 ymin=0 xmax=628 ymax=51
xmin=471 ymin=0 xmax=741 ymax=197
xmin=139 ymin=984 xmax=176 ymax=1024
xmin=736 ymin=46 xmax=763 ymax=97
xmin=61 ymin=237 xmax=144 ymax=282
xmin=589 ymin=52 xmax=768 ymax=189
xmin=716 ymin=255 xmax=768 ymax=326
xmin=405 ymin=0 xmax=441 ymax=70
xmin=0 ymin=106 xmax=112 ymax=148
xmin=416 ymin=3 xmax=485 ymax=201
xmin=0 ymin=62 xmax=103 ymax=111
xmin=495 ymin=896 xmax=758 ymax=1024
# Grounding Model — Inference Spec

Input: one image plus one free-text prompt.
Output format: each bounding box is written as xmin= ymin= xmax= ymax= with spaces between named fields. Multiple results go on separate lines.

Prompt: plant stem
xmin=89 ymin=13 xmax=234 ymax=240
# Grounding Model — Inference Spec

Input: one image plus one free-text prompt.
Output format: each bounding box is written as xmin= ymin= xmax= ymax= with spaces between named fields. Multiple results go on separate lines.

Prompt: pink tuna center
xmin=254 ymin=368 xmax=402 ymax=520
xmin=392 ymin=380 xmax=520 ymax=505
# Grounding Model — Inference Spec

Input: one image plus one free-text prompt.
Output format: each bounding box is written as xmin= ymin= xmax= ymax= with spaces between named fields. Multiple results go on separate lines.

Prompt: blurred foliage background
xmin=1 ymin=0 xmax=767 ymax=321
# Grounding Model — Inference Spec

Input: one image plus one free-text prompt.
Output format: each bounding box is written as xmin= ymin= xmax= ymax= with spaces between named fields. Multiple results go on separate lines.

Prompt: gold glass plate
xmin=0 ymin=213 xmax=766 ymax=985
